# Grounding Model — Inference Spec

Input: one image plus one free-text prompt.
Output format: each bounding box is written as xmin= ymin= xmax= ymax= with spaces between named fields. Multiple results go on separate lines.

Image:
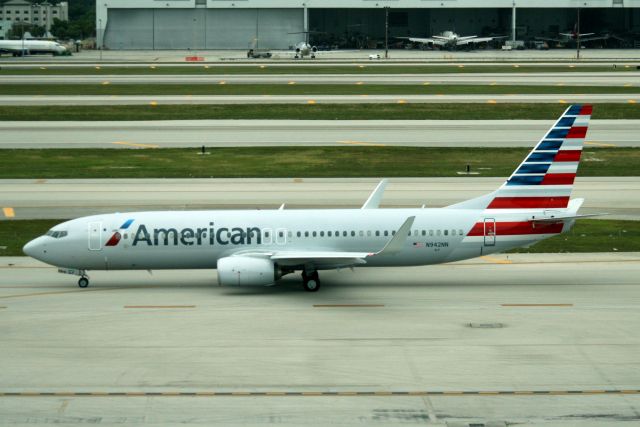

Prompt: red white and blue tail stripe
xmin=487 ymin=104 xmax=591 ymax=210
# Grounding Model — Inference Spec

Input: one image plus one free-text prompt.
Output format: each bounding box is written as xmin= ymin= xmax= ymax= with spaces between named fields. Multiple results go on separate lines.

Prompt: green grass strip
xmin=1 ymin=103 xmax=638 ymax=121
xmin=0 ymin=147 xmax=636 ymax=179
xmin=0 ymin=65 xmax=636 ymax=75
xmin=508 ymin=219 xmax=640 ymax=253
xmin=1 ymin=219 xmax=638 ymax=256
xmin=3 ymin=83 xmax=640 ymax=96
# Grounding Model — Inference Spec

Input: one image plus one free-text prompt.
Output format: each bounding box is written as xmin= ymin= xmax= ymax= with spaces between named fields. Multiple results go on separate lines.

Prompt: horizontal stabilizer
xmin=530 ymin=213 xmax=607 ymax=224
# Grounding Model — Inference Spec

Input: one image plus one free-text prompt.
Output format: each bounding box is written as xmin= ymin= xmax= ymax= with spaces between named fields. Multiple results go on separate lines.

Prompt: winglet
xmin=362 ymin=179 xmax=388 ymax=209
xmin=372 ymin=216 xmax=415 ymax=257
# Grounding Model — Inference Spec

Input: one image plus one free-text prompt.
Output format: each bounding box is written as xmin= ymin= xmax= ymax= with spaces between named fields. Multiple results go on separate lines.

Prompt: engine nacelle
xmin=217 ymin=256 xmax=280 ymax=287
xmin=312 ymin=46 xmax=318 ymax=53
xmin=295 ymin=47 xmax=301 ymax=53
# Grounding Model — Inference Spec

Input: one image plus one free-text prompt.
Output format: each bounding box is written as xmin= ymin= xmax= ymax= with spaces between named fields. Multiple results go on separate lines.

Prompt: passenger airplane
xmin=288 ymin=31 xmax=318 ymax=59
xmin=0 ymin=40 xmax=68 ymax=56
xmin=24 ymin=105 xmax=597 ymax=292
xmin=401 ymin=31 xmax=505 ymax=49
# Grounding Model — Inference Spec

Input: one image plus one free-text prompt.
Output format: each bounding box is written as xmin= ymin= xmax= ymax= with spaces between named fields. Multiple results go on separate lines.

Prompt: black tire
xmin=78 ymin=277 xmax=89 ymax=288
xmin=302 ymin=272 xmax=320 ymax=292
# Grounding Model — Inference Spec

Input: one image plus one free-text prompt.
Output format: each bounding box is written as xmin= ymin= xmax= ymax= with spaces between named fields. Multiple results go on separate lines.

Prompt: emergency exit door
xmin=88 ymin=222 xmax=102 ymax=251
xmin=484 ymin=218 xmax=496 ymax=246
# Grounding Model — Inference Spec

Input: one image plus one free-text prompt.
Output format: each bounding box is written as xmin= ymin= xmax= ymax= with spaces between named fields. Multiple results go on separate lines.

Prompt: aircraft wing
xmin=456 ymin=36 xmax=504 ymax=46
xmin=402 ymin=37 xmax=447 ymax=46
xmin=578 ymin=34 xmax=609 ymax=42
xmin=268 ymin=216 xmax=415 ymax=268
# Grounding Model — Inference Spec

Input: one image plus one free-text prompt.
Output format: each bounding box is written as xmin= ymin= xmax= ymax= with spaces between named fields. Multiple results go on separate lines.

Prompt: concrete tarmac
xmin=1 ymin=177 xmax=637 ymax=220
xmin=1 ymin=93 xmax=637 ymax=106
xmin=2 ymin=48 xmax=640 ymax=62
xmin=0 ymin=119 xmax=636 ymax=149
xmin=1 ymin=252 xmax=639 ymax=426
xmin=4 ymin=72 xmax=639 ymax=86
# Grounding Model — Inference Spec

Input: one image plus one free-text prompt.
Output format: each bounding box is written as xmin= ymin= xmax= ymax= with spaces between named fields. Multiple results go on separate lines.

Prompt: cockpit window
xmin=46 ymin=230 xmax=68 ymax=238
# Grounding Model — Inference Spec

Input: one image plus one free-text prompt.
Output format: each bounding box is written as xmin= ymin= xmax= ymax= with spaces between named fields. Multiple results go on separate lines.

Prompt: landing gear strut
xmin=302 ymin=271 xmax=320 ymax=292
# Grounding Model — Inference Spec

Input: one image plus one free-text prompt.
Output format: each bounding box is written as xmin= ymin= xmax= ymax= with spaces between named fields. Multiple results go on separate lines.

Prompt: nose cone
xmin=23 ymin=236 xmax=45 ymax=260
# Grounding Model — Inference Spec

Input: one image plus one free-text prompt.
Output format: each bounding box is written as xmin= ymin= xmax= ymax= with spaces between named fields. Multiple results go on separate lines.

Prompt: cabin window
xmin=367 ymin=230 xmax=372 ymax=237
xmin=287 ymin=231 xmax=292 ymax=238
xmin=384 ymin=230 xmax=388 ymax=237
xmin=278 ymin=231 xmax=284 ymax=238
xmin=328 ymin=231 xmax=332 ymax=237
xmin=297 ymin=231 xmax=301 ymax=238
xmin=335 ymin=230 xmax=339 ymax=236
xmin=444 ymin=230 xmax=448 ymax=236
xmin=359 ymin=231 xmax=364 ymax=237
xmin=429 ymin=230 xmax=434 ymax=236
xmin=422 ymin=230 xmax=426 ymax=236
xmin=351 ymin=231 xmax=356 ymax=237
xmin=452 ymin=229 xmax=456 ymax=236
xmin=375 ymin=231 xmax=380 ymax=236
xmin=459 ymin=229 xmax=464 ymax=236
xmin=437 ymin=230 xmax=441 ymax=236
xmin=312 ymin=231 xmax=317 ymax=237
xmin=304 ymin=231 xmax=309 ymax=237
xmin=392 ymin=230 xmax=396 ymax=236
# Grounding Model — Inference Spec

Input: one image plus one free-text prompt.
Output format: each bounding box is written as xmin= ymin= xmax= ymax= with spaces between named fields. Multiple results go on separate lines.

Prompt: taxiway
xmin=1 ymin=93 xmax=637 ymax=106
xmin=3 ymin=72 xmax=639 ymax=86
xmin=1 ymin=177 xmax=638 ymax=220
xmin=0 ymin=119 xmax=636 ymax=149
xmin=1 ymin=252 xmax=639 ymax=425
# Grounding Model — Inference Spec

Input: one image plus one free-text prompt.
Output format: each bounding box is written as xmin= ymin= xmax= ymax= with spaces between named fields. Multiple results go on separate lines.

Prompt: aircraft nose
xmin=23 ymin=237 xmax=45 ymax=259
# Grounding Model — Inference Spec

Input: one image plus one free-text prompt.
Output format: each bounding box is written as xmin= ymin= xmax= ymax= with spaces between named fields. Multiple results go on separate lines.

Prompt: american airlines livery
xmin=24 ymin=105 xmax=597 ymax=292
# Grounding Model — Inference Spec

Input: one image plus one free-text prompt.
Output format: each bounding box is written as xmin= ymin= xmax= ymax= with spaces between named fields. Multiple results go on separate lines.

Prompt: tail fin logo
xmin=105 ymin=219 xmax=134 ymax=247
xmin=488 ymin=104 xmax=592 ymax=210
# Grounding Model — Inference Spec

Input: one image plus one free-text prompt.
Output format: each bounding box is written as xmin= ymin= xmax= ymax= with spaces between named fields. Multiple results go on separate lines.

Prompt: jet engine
xmin=312 ymin=46 xmax=318 ymax=53
xmin=217 ymin=256 xmax=282 ymax=286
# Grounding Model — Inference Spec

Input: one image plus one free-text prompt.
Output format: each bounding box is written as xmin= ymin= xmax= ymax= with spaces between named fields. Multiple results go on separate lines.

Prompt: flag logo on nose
xmin=105 ymin=219 xmax=134 ymax=247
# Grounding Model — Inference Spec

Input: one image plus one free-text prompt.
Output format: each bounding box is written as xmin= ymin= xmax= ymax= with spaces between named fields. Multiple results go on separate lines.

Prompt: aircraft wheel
xmin=311 ymin=55 xmax=316 ymax=59
xmin=78 ymin=277 xmax=89 ymax=288
xmin=302 ymin=272 xmax=320 ymax=292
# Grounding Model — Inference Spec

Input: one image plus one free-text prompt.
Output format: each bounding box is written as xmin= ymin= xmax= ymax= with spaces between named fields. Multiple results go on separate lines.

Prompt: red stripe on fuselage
xmin=554 ymin=150 xmax=582 ymax=162
xmin=487 ymin=196 xmax=570 ymax=209
xmin=467 ymin=221 xmax=564 ymax=237
xmin=540 ymin=173 xmax=576 ymax=185
xmin=565 ymin=126 xmax=587 ymax=138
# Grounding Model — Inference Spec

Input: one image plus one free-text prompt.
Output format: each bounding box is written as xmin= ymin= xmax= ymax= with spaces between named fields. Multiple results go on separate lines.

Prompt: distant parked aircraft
xmin=401 ymin=31 xmax=506 ymax=50
xmin=0 ymin=39 xmax=68 ymax=56
xmin=537 ymin=25 xmax=610 ymax=46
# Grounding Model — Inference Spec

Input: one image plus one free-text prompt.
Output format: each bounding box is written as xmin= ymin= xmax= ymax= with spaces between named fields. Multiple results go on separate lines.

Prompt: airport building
xmin=0 ymin=0 xmax=68 ymax=32
xmin=97 ymin=0 xmax=640 ymax=50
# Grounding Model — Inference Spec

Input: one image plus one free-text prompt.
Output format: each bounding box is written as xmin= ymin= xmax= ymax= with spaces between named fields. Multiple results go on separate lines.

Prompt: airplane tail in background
xmin=448 ymin=104 xmax=592 ymax=210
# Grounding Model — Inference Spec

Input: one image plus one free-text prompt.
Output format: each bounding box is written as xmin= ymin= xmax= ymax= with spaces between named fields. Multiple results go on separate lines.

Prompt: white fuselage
xmin=24 ymin=207 xmax=562 ymax=272
xmin=0 ymin=40 xmax=67 ymax=55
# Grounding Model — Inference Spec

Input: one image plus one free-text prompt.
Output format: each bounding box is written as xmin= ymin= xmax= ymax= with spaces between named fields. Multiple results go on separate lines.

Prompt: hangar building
xmin=97 ymin=0 xmax=640 ymax=50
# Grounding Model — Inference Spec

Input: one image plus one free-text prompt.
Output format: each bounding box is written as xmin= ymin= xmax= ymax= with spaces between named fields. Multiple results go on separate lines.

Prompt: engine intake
xmin=217 ymin=256 xmax=281 ymax=287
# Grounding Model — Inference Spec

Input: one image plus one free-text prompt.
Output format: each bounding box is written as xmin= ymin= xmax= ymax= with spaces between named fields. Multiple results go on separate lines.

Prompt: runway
xmin=1 ymin=252 xmax=639 ymax=425
xmin=1 ymin=93 xmax=638 ymax=106
xmin=4 ymin=72 xmax=639 ymax=86
xmin=0 ymin=119 xmax=636 ymax=149
xmin=1 ymin=177 xmax=638 ymax=220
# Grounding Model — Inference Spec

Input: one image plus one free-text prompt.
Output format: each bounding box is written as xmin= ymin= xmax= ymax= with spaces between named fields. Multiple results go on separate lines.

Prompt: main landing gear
xmin=302 ymin=271 xmax=320 ymax=292
xmin=78 ymin=276 xmax=89 ymax=288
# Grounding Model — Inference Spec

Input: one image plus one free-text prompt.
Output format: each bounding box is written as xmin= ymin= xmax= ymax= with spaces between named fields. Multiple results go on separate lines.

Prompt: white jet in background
xmin=24 ymin=105 xmax=600 ymax=292
xmin=402 ymin=30 xmax=506 ymax=50
xmin=0 ymin=40 xmax=68 ymax=56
